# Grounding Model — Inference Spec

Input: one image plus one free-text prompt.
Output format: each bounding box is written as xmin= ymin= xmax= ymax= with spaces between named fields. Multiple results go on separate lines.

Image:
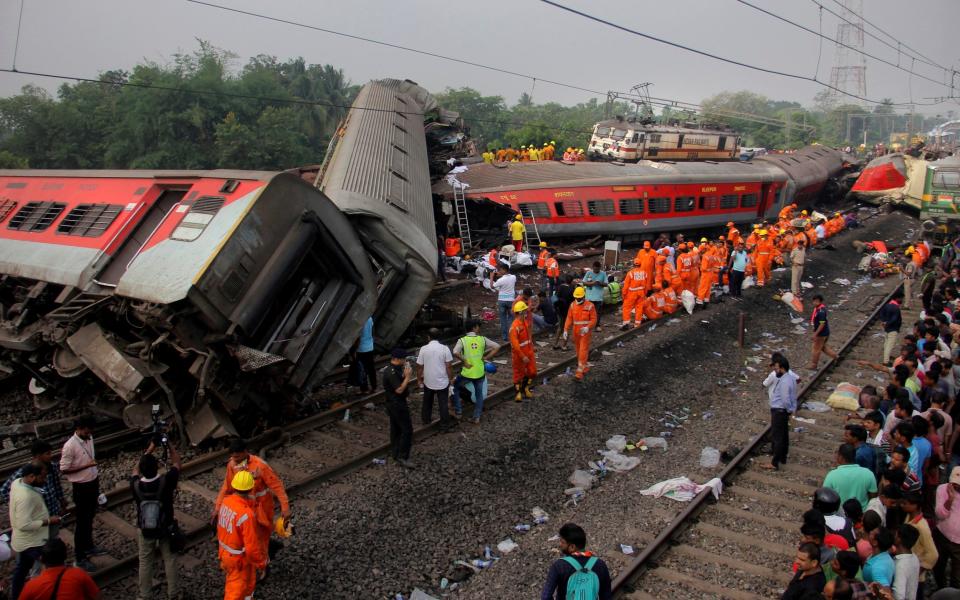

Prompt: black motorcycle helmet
xmin=812 ymin=487 xmax=841 ymax=514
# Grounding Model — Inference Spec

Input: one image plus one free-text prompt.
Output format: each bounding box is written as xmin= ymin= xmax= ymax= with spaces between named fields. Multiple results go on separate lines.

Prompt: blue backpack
xmin=562 ymin=556 xmax=600 ymax=600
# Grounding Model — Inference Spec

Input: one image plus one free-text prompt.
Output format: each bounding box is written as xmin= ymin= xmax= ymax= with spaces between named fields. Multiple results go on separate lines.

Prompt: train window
xmin=611 ymin=129 xmax=627 ymax=139
xmin=0 ymin=199 xmax=16 ymax=224
xmin=554 ymin=200 xmax=583 ymax=218
xmin=648 ymin=197 xmax=670 ymax=213
xmin=698 ymin=196 xmax=719 ymax=210
xmin=649 ymin=134 xmax=661 ymax=144
xmin=57 ymin=203 xmax=123 ymax=237
xmin=587 ymin=200 xmax=615 ymax=216
xmin=740 ymin=193 xmax=759 ymax=207
xmin=171 ymin=196 xmax=225 ymax=242
xmin=619 ymin=198 xmax=644 ymax=215
xmin=934 ymin=171 xmax=960 ymax=189
xmin=7 ymin=201 xmax=66 ymax=232
xmin=595 ymin=127 xmax=611 ymax=137
xmin=518 ymin=202 xmax=550 ymax=218
xmin=631 ymin=133 xmax=639 ymax=143
xmin=720 ymin=195 xmax=739 ymax=209
xmin=674 ymin=196 xmax=695 ymax=212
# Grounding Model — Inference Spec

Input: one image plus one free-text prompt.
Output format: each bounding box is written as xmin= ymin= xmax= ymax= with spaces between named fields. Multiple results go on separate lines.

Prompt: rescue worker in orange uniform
xmin=643 ymin=289 xmax=665 ymax=321
xmin=677 ymin=244 xmax=695 ymax=295
xmin=621 ymin=258 xmax=648 ymax=329
xmin=745 ymin=224 xmax=761 ymax=248
xmin=488 ymin=248 xmax=498 ymax=268
xmin=519 ymin=145 xmax=529 ymax=161
xmin=536 ymin=242 xmax=550 ymax=286
xmin=635 ymin=241 xmax=657 ymax=284
xmin=510 ymin=301 xmax=536 ymax=401
xmin=563 ymin=287 xmax=597 ymax=381
xmin=214 ymin=439 xmax=290 ymax=566
xmin=779 ymin=202 xmax=797 ymax=222
xmin=696 ymin=244 xmax=721 ymax=305
xmin=804 ymin=222 xmax=818 ymax=248
xmin=217 ymin=471 xmax=268 ymax=600
xmin=654 ymin=253 xmax=674 ymax=290
xmin=504 ymin=146 xmax=516 ymax=161
xmin=726 ymin=222 xmax=742 ymax=247
xmin=544 ymin=250 xmax=560 ymax=295
xmin=661 ymin=279 xmax=679 ymax=314
xmin=495 ymin=148 xmax=507 ymax=162
xmin=754 ymin=230 xmax=774 ymax=287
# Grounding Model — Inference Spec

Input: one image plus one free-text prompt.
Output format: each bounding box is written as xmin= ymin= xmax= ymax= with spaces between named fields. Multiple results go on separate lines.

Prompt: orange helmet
xmin=633 ymin=257 xmax=643 ymax=266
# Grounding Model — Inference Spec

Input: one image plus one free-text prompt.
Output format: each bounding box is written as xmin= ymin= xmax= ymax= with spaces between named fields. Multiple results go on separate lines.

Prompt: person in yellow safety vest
xmin=621 ymin=257 xmax=648 ymax=329
xmin=563 ymin=287 xmax=597 ymax=381
xmin=528 ymin=145 xmax=540 ymax=161
xmin=217 ymin=471 xmax=268 ymax=600
xmin=509 ymin=215 xmax=526 ymax=252
xmin=482 ymin=149 xmax=494 ymax=164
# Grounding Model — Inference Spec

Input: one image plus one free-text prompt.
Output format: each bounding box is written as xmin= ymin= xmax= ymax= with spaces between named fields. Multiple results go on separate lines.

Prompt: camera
xmin=151 ymin=404 xmax=169 ymax=449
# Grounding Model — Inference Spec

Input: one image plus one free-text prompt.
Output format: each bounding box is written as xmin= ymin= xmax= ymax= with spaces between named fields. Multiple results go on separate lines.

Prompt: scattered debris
xmin=801 ymin=282 xmax=814 ymax=289
xmin=606 ymin=435 xmax=627 ymax=452
xmin=620 ymin=544 xmax=635 ymax=555
xmin=832 ymin=278 xmax=851 ymax=286
xmin=497 ymin=539 xmax=518 ymax=554
xmin=793 ymin=416 xmax=816 ymax=424
xmin=801 ymin=401 xmax=832 ymax=413
xmin=699 ymin=447 xmax=721 ymax=468
xmin=640 ymin=477 xmax=723 ymax=502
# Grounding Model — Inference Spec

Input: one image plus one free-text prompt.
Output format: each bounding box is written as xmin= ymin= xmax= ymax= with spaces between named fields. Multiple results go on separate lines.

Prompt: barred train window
xmin=518 ymin=202 xmax=550 ymax=218
xmin=7 ymin=201 xmax=66 ymax=232
xmin=0 ymin=198 xmax=17 ymax=223
xmin=647 ymin=197 xmax=670 ymax=213
xmin=171 ymin=196 xmax=224 ymax=242
xmin=740 ymin=193 xmax=759 ymax=208
xmin=720 ymin=195 xmax=739 ymax=209
xmin=57 ymin=204 xmax=123 ymax=237
xmin=699 ymin=196 xmax=719 ymax=210
xmin=674 ymin=196 xmax=695 ymax=212
xmin=618 ymin=198 xmax=644 ymax=215
xmin=587 ymin=199 xmax=615 ymax=216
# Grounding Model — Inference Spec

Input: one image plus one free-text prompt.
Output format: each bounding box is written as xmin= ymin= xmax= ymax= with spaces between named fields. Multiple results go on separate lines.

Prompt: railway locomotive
xmin=436 ymin=145 xmax=852 ymax=239
xmin=0 ymin=79 xmax=439 ymax=444
xmin=587 ymin=117 xmax=740 ymax=162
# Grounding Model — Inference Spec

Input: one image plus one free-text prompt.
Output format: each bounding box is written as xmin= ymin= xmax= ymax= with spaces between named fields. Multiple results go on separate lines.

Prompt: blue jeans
xmin=453 ymin=375 xmax=488 ymax=419
xmin=498 ymin=300 xmax=513 ymax=341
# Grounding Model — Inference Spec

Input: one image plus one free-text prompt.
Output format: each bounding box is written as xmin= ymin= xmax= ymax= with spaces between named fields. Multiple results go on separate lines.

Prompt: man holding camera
xmin=130 ymin=436 xmax=181 ymax=600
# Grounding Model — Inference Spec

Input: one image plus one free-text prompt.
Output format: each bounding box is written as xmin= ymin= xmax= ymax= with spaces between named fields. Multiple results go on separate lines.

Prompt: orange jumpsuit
xmin=778 ymin=205 xmax=796 ymax=221
xmin=537 ymin=249 xmax=549 ymax=271
xmin=727 ymin=227 xmax=742 ymax=247
xmin=635 ymin=248 xmax=657 ymax=285
xmin=697 ymin=250 xmax=721 ymax=303
xmin=677 ymin=252 xmax=695 ymax=295
xmin=564 ymin=300 xmax=597 ymax=379
xmin=805 ymin=226 xmax=818 ymax=247
xmin=504 ymin=148 xmax=516 ymax=161
xmin=509 ymin=316 xmax=536 ymax=384
xmin=643 ymin=291 xmax=665 ymax=321
xmin=657 ymin=258 xmax=675 ymax=290
xmin=520 ymin=149 xmax=530 ymax=161
xmin=217 ymin=493 xmax=267 ymax=600
xmin=216 ymin=455 xmax=290 ymax=556
xmin=831 ymin=216 xmax=845 ymax=235
xmin=754 ymin=238 xmax=774 ymax=286
xmin=622 ymin=267 xmax=648 ymax=326
xmin=489 ymin=249 xmax=498 ymax=268
xmin=662 ymin=287 xmax=679 ymax=314
xmin=495 ymin=149 xmax=506 ymax=162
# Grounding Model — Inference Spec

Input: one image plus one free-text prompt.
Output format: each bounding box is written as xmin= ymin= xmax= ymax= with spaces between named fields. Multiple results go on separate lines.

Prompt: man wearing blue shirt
xmin=762 ymin=354 xmax=798 ymax=471
xmin=582 ymin=262 xmax=608 ymax=330
xmin=727 ymin=242 xmax=749 ymax=299
xmin=351 ymin=317 xmax=376 ymax=394
xmin=894 ymin=420 xmax=930 ymax=486
xmin=843 ymin=424 xmax=877 ymax=475
xmin=863 ymin=528 xmax=895 ymax=586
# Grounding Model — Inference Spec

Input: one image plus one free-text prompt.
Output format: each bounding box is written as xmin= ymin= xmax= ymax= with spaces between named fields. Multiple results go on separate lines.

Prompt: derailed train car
xmin=0 ymin=79 xmax=439 ymax=443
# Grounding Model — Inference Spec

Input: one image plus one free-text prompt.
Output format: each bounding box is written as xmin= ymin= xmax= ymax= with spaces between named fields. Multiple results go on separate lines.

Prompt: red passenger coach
xmin=434 ymin=145 xmax=848 ymax=239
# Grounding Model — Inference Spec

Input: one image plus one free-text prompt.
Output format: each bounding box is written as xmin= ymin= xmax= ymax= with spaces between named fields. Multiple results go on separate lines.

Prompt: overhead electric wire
xmin=538 ymin=0 xmax=951 ymax=107
xmin=733 ymin=0 xmax=952 ymax=91
xmin=826 ymin=0 xmax=953 ymax=75
xmin=811 ymin=0 xmax=952 ymax=78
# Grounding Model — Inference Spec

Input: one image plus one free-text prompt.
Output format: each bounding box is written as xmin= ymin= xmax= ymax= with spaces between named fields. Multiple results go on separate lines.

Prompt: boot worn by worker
xmin=523 ymin=378 xmax=534 ymax=399
xmin=514 ymin=383 xmax=523 ymax=402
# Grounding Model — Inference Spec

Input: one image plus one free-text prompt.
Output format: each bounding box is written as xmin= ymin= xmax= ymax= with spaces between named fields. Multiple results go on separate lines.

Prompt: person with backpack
xmin=130 ymin=438 xmax=181 ymax=600
xmin=540 ymin=523 xmax=612 ymax=600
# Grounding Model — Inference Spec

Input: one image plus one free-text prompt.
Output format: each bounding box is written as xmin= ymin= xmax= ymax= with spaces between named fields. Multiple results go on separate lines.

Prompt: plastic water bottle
xmin=514 ymin=524 xmax=531 ymax=532
xmin=484 ymin=546 xmax=492 ymax=559
xmin=471 ymin=559 xmax=492 ymax=569
xmin=372 ymin=458 xmax=386 ymax=465
xmin=534 ymin=516 xmax=548 ymax=525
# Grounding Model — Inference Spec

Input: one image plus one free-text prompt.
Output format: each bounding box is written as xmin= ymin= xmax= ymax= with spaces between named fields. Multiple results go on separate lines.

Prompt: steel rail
xmin=609 ymin=281 xmax=902 ymax=597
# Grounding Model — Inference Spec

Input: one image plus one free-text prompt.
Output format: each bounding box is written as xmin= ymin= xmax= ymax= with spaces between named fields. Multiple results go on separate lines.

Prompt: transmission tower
xmin=828 ymin=0 xmax=867 ymax=104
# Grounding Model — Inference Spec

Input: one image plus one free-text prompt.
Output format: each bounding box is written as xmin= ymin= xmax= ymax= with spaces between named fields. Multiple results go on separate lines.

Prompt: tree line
xmin=0 ymin=44 xmax=952 ymax=170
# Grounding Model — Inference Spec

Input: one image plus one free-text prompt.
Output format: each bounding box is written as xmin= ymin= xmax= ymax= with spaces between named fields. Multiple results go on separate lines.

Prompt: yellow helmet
xmin=752 ymin=224 xmax=760 ymax=229
xmin=567 ymin=147 xmax=573 ymax=152
xmin=513 ymin=301 xmax=529 ymax=313
xmin=231 ymin=471 xmax=255 ymax=492
xmin=801 ymin=210 xmax=808 ymax=215
xmin=573 ymin=286 xmax=586 ymax=299
xmin=551 ymin=140 xmax=556 ymax=144
xmin=539 ymin=241 xmax=547 ymax=247
xmin=543 ymin=142 xmax=549 ymax=146
xmin=514 ymin=214 xmax=522 ymax=220
xmin=700 ymin=237 xmax=708 ymax=243
xmin=779 ymin=228 xmax=786 ymax=234
xmin=274 ymin=516 xmax=293 ymax=538
xmin=834 ymin=212 xmax=841 ymax=217
xmin=758 ymin=229 xmax=768 ymax=235
xmin=906 ymin=246 xmax=915 ymax=255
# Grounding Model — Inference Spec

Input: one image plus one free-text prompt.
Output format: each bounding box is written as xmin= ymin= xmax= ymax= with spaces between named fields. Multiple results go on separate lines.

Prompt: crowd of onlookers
xmin=777 ymin=236 xmax=960 ymax=600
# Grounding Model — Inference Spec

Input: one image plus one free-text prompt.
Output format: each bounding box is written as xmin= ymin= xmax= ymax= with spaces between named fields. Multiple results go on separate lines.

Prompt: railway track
xmin=74 ymin=291 xmax=681 ymax=592
xmin=611 ymin=279 xmax=908 ymax=599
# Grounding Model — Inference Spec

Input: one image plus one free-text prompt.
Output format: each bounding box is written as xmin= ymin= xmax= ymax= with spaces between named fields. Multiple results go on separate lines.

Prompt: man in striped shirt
xmin=0 ymin=440 xmax=65 ymax=538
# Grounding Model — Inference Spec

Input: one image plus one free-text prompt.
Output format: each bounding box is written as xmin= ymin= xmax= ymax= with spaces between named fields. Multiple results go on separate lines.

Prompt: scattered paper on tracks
xmin=640 ymin=476 xmax=723 ymax=502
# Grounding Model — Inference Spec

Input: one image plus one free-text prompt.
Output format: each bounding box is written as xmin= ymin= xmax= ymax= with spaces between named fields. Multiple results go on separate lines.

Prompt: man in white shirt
xmin=417 ymin=328 xmax=455 ymax=431
xmin=59 ymin=415 xmax=104 ymax=570
xmin=892 ymin=523 xmax=921 ymax=600
xmin=491 ymin=264 xmax=517 ymax=342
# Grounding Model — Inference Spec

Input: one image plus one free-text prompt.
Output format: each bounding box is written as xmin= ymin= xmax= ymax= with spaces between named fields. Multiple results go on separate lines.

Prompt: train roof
xmin=931 ymin=155 xmax=960 ymax=169
xmin=0 ymin=169 xmax=279 ymax=180
xmin=432 ymin=159 xmax=784 ymax=195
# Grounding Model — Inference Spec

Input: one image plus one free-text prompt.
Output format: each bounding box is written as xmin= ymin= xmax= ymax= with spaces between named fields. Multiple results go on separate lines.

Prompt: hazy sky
xmin=1 ymin=0 xmax=957 ymax=115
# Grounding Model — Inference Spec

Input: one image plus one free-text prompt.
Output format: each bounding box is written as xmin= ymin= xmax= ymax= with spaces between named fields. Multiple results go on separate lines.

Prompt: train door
xmin=757 ymin=182 xmax=777 ymax=218
xmin=718 ymin=136 xmax=728 ymax=151
xmin=95 ymin=189 xmax=186 ymax=287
